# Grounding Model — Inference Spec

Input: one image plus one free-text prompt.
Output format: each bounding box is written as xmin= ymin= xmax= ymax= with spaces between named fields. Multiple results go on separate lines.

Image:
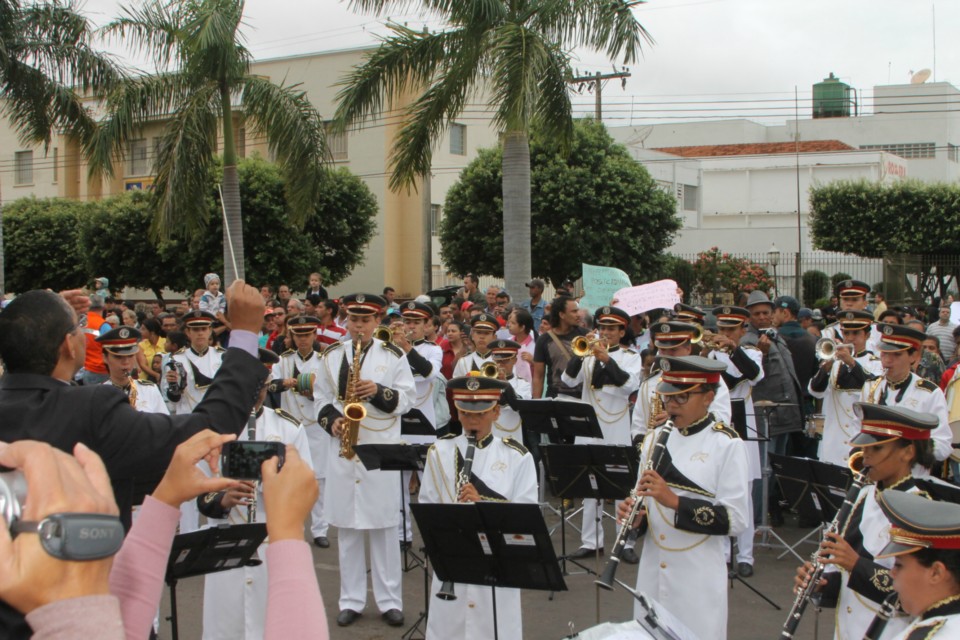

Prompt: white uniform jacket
xmin=316 ymin=338 xmax=415 ymax=529
xmin=859 ymin=373 xmax=953 ymax=467
xmin=631 ymin=368 xmax=732 ymax=440
xmin=889 ymin=605 xmax=960 ymax=640
xmin=808 ymin=352 xmax=884 ymax=466
xmin=420 ymin=432 xmax=537 ymax=640
xmin=709 ymin=345 xmax=764 ymax=481
xmin=561 ymin=346 xmax=642 ymax=445
xmin=164 ymin=346 xmax=224 ymax=414
xmin=200 ymin=408 xmax=313 ymax=640
xmin=493 ymin=375 xmax=531 ymax=440
xmin=453 ymin=350 xmax=495 ymax=379
xmin=272 ymin=348 xmax=329 ymax=477
xmin=634 ymin=415 xmax=750 ymax=640
xmin=103 ymin=379 xmax=170 ymax=415
xmin=404 ymin=340 xmax=444 ymax=444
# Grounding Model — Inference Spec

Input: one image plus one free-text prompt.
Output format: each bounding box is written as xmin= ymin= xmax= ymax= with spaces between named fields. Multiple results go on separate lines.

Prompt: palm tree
xmin=89 ymin=0 xmax=329 ymax=285
xmin=0 ymin=0 xmax=121 ymax=294
xmin=335 ymin=0 xmax=652 ymax=295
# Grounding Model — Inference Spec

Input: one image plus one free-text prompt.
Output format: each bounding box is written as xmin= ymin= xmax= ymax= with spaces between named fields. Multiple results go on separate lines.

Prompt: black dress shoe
xmin=382 ymin=609 xmax=404 ymax=626
xmin=620 ymin=547 xmax=639 ymax=564
xmin=313 ymin=536 xmax=329 ymax=548
xmin=568 ymin=546 xmax=601 ymax=559
xmin=337 ymin=610 xmax=361 ymax=627
xmin=738 ymin=562 xmax=754 ymax=578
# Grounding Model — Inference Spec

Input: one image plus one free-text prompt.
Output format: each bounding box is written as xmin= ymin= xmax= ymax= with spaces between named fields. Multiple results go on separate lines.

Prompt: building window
xmin=682 ymin=184 xmax=698 ymax=211
xmin=450 ymin=123 xmax=466 ymax=155
xmin=323 ymin=122 xmax=348 ymax=161
xmin=949 ymin=144 xmax=959 ymax=163
xmin=14 ymin=151 xmax=33 ymax=185
xmin=52 ymin=147 xmax=59 ymax=183
xmin=128 ymin=139 xmax=149 ymax=176
xmin=430 ymin=204 xmax=442 ymax=235
xmin=860 ymin=143 xmax=936 ymax=159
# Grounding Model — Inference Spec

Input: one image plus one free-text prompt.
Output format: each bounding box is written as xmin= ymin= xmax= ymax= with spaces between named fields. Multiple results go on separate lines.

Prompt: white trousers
xmin=398 ymin=470 xmax=415 ymax=543
xmin=179 ymin=499 xmax=200 ymax=534
xmin=338 ymin=526 xmax=403 ymax=612
xmin=580 ymin=498 xmax=606 ymax=550
xmin=310 ymin=478 xmax=328 ymax=538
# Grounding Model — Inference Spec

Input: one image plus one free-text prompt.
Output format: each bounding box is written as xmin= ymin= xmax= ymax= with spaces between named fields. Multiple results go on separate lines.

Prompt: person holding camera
xmin=196 ymin=348 xmax=314 ymax=640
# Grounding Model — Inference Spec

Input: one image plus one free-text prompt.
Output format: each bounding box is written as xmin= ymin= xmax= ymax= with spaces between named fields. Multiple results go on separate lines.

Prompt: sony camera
xmin=760 ymin=329 xmax=778 ymax=340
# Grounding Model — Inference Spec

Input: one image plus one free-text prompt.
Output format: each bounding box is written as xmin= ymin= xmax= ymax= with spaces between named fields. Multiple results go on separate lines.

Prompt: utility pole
xmin=567 ymin=69 xmax=631 ymax=120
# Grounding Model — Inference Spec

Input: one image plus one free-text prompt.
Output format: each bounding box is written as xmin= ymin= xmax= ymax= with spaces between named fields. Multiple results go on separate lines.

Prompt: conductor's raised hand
xmin=152 ymin=430 xmax=241 ymax=508
xmin=225 ymin=279 xmax=266 ymax=333
xmin=59 ymin=289 xmax=90 ymax=316
xmin=261 ymin=448 xmax=318 ymax=542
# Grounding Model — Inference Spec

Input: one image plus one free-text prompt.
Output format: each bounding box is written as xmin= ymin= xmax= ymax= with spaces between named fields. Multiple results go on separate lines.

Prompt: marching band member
xmin=794 ymin=404 xmax=938 ymax=640
xmin=315 ymin=293 xmax=415 ymax=628
xmin=488 ymin=339 xmax=531 ymax=440
xmin=197 ymin=348 xmax=314 ymax=640
xmin=270 ymin=314 xmax=331 ymax=548
xmin=163 ymin=310 xmax=224 ymax=532
xmin=808 ymin=310 xmax=883 ymax=466
xmin=875 ymin=491 xmax=960 ymax=639
xmin=561 ymin=306 xmax=642 ymax=559
xmin=393 ymin=301 xmax=444 ymax=545
xmin=97 ymin=326 xmax=169 ymax=414
xmin=859 ymin=324 xmax=953 ymax=473
xmin=618 ymin=356 xmax=750 ymax=640
xmin=821 ymin=280 xmax=882 ymax=353
xmin=706 ymin=306 xmax=763 ymax=577
xmin=453 ymin=313 xmax=500 ymax=377
xmin=420 ymin=375 xmax=537 ymax=640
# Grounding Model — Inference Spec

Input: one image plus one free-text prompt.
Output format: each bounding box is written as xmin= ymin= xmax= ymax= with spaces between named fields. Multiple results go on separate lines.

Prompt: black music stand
xmin=770 ymin=454 xmax=848 ymax=562
xmin=515 ymin=398 xmax=603 ymax=444
xmin=354 ymin=443 xmax=430 ymax=572
xmin=411 ymin=502 xmax=567 ymax=640
xmin=401 ymin=408 xmax=435 ymax=437
xmin=540 ymin=444 xmax=637 ymax=577
xmin=164 ymin=523 xmax=267 ymax=640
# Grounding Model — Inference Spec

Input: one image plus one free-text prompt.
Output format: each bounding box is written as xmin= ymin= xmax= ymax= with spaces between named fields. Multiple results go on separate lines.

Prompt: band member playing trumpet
xmin=617 ymin=356 xmax=749 ymax=640
xmin=708 ymin=306 xmax=763 ymax=577
xmin=793 ymin=404 xmax=938 ymax=640
xmin=97 ymin=326 xmax=169 ymax=414
xmin=270 ymin=314 xmax=331 ymax=548
xmin=860 ymin=324 xmax=953 ymax=473
xmin=821 ymin=279 xmax=883 ymax=353
xmin=561 ymin=306 xmax=642 ymax=560
xmin=808 ymin=310 xmax=883 ymax=466
xmin=198 ymin=348 xmax=314 ymax=640
xmin=488 ymin=339 xmax=531 ymax=440
xmin=420 ymin=375 xmax=537 ymax=640
xmin=874 ymin=491 xmax=960 ymax=639
xmin=453 ymin=313 xmax=500 ymax=377
xmin=394 ymin=301 xmax=444 ymax=545
xmin=315 ymin=293 xmax=416 ymax=628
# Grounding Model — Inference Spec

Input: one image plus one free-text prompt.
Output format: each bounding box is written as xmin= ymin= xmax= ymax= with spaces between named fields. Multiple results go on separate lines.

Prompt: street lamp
xmin=768 ymin=243 xmax=781 ymax=297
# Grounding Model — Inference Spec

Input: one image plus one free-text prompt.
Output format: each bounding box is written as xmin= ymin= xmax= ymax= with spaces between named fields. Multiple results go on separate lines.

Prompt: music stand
xmin=753 ymin=401 xmax=799 ymax=558
xmin=164 ymin=523 xmax=267 ymax=640
xmin=410 ymin=502 xmax=567 ymax=640
xmin=401 ymin=409 xmax=436 ymax=438
xmin=769 ymin=454 xmax=832 ymax=562
xmin=354 ymin=443 xmax=430 ymax=571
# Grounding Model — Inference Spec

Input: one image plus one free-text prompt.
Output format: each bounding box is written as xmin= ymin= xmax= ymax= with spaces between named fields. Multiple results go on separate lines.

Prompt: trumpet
xmin=815 ymin=338 xmax=854 ymax=362
xmin=373 ymin=325 xmax=392 ymax=343
xmin=571 ymin=335 xmax=607 ymax=357
xmin=699 ymin=330 xmax=731 ymax=353
xmin=478 ymin=360 xmax=500 ymax=378
xmin=688 ymin=324 xmax=705 ymax=344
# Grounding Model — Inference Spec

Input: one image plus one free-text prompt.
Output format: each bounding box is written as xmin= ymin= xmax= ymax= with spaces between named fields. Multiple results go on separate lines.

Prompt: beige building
xmin=0 ymin=46 xmax=500 ymax=298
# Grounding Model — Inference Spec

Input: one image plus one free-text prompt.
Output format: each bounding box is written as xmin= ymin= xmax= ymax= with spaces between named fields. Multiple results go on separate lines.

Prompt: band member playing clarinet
xmin=617 ymin=356 xmax=749 ymax=640
xmin=420 ymin=374 xmax=537 ymax=640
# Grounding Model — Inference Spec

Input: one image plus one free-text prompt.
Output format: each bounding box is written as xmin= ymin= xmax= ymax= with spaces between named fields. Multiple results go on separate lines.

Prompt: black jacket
xmin=0 ymin=347 xmax=267 ymax=639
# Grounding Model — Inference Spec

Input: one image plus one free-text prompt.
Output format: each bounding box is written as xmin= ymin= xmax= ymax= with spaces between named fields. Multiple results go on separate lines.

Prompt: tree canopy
xmin=439 ymin=119 xmax=679 ymax=286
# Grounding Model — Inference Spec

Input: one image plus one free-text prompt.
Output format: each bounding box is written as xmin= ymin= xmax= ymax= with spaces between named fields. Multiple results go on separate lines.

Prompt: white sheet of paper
xmin=613 ymin=280 xmax=681 ymax=316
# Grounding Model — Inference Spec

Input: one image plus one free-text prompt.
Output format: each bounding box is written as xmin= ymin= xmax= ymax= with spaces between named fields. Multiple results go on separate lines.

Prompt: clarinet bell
xmin=436 ymin=580 xmax=457 ymax=601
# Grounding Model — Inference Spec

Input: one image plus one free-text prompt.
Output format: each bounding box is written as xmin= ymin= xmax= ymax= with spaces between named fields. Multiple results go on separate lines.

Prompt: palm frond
xmin=240 ymin=75 xmax=329 ymax=226
xmin=530 ymin=0 xmax=653 ymax=64
xmin=333 ymin=24 xmax=464 ymax=132
xmin=100 ymin=0 xmax=184 ymax=72
xmin=487 ymin=23 xmax=548 ymax=134
xmin=531 ymin=42 xmax=573 ymax=153
xmin=180 ymin=0 xmax=250 ymax=82
xmin=150 ymin=81 xmax=221 ymax=238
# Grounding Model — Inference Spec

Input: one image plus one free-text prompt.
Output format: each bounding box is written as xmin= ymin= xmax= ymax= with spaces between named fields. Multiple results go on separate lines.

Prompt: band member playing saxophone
xmin=617 ymin=356 xmax=749 ymax=640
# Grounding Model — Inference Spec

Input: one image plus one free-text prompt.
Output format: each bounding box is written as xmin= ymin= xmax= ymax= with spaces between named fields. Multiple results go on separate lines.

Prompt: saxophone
xmin=339 ymin=334 xmax=367 ymax=460
xmin=648 ymin=392 xmax=664 ymax=429
xmin=127 ymin=373 xmax=138 ymax=408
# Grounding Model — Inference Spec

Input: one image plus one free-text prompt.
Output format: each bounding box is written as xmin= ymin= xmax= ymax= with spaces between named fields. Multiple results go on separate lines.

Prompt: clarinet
xmin=779 ymin=451 xmax=870 ymax=639
xmin=862 ymin=593 xmax=900 ymax=640
xmin=437 ymin=432 xmax=478 ymax=601
xmin=596 ymin=420 xmax=674 ymax=591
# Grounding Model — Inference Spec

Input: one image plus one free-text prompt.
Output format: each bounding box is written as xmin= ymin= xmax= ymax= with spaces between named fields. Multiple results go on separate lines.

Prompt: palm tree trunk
xmin=421 ymin=172 xmax=432 ymax=293
xmin=501 ymin=131 xmax=531 ymax=297
xmin=220 ymin=87 xmax=244 ymax=285
xmin=0 ymin=178 xmax=5 ymax=296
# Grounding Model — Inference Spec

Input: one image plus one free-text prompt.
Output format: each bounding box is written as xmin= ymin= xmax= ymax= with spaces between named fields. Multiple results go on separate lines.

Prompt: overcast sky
xmin=78 ymin=0 xmax=959 ymax=126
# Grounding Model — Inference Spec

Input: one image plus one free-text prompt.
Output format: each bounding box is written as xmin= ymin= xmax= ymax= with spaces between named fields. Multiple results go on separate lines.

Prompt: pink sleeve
xmin=26 ymin=595 xmax=124 ymax=640
xmin=265 ymin=540 xmax=329 ymax=640
xmin=108 ymin=496 xmax=180 ymax=640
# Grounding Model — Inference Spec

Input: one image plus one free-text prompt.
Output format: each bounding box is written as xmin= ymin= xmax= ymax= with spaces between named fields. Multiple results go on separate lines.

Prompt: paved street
xmin=159 ymin=502 xmax=837 ymax=639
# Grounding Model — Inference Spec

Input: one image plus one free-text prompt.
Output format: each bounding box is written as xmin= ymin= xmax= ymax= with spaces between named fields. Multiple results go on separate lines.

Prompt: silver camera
xmin=0 ymin=469 xmax=27 ymax=527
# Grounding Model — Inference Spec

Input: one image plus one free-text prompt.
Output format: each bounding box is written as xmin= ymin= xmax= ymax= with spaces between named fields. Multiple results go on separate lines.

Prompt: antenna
xmin=910 ymin=68 xmax=932 ymax=84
